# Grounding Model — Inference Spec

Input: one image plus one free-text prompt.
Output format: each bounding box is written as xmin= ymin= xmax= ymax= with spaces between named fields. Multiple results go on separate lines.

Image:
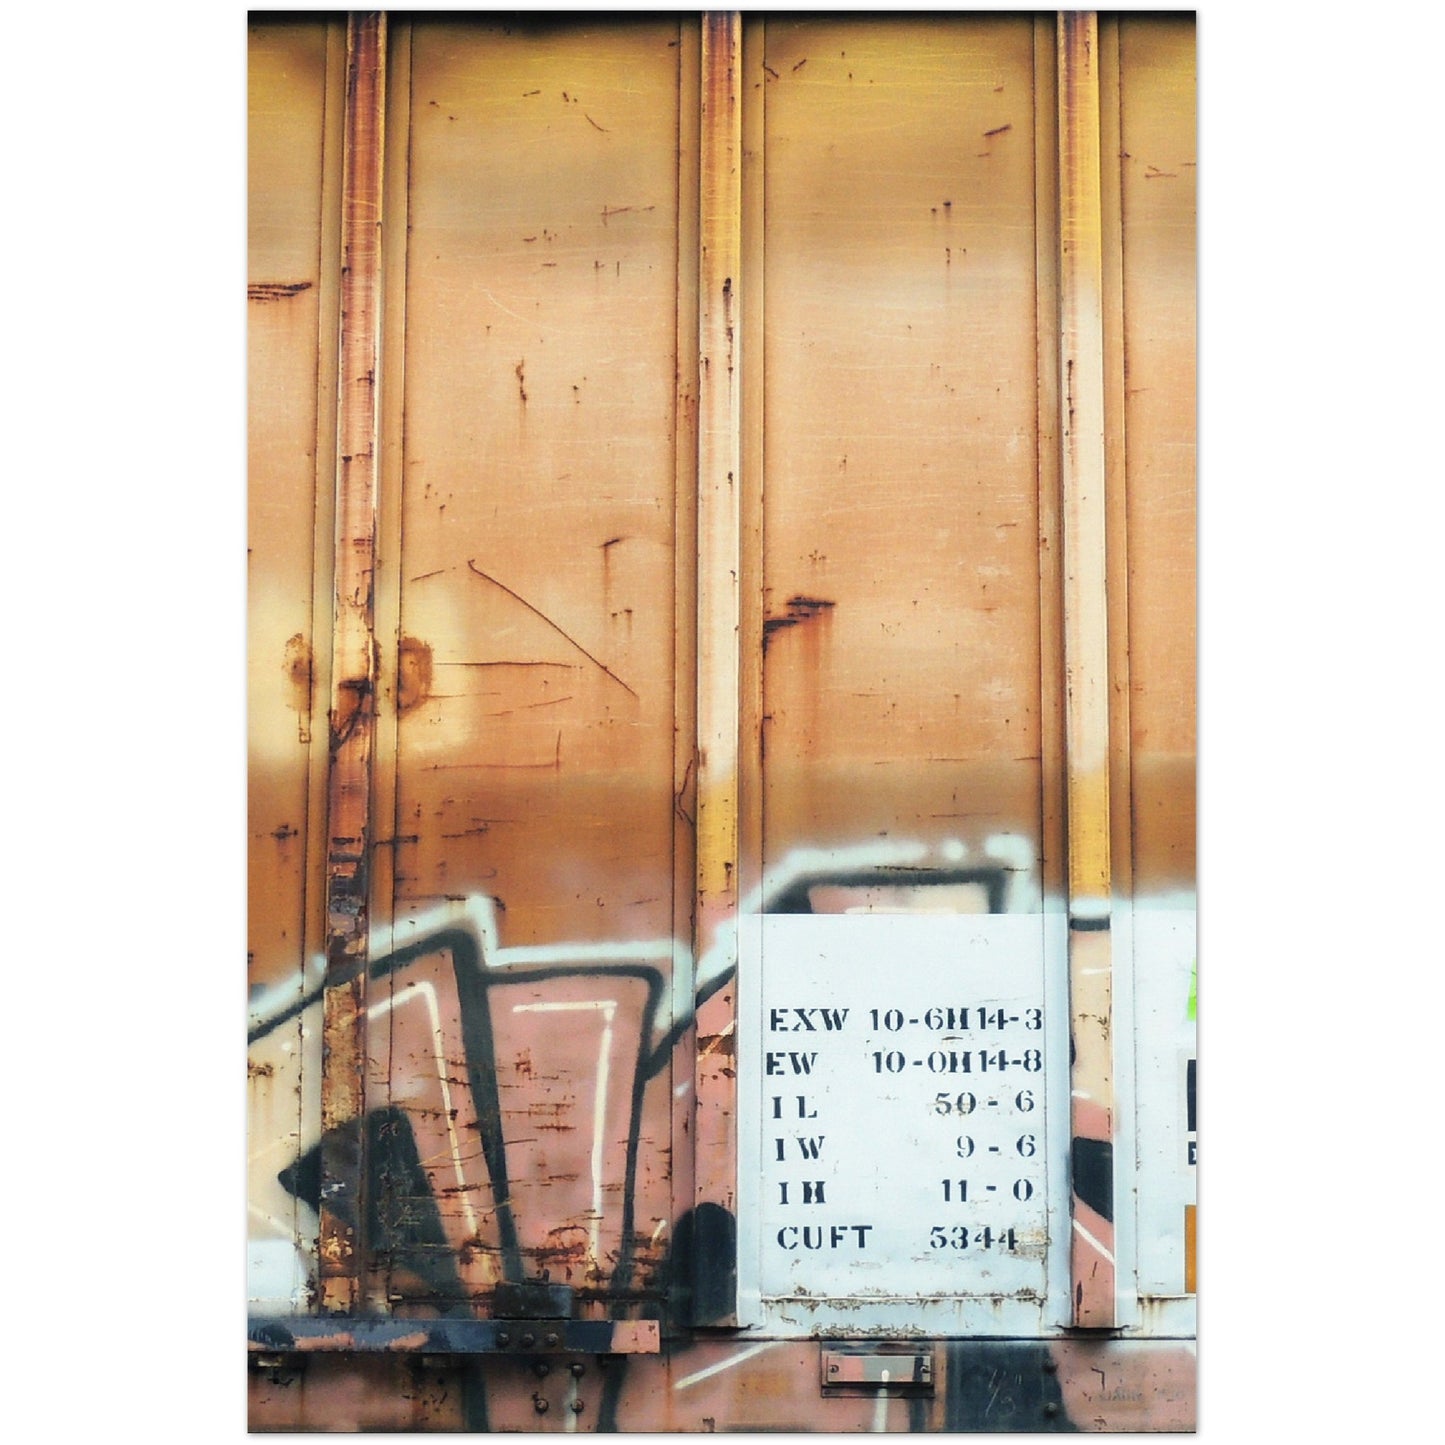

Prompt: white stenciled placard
xmin=754 ymin=914 xmax=1054 ymax=1304
xmin=1131 ymin=907 xmax=1197 ymax=1300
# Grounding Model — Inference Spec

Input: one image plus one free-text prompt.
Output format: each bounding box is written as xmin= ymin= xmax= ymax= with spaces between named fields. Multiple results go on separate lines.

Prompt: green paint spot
xmin=1187 ymin=962 xmax=1197 ymax=1021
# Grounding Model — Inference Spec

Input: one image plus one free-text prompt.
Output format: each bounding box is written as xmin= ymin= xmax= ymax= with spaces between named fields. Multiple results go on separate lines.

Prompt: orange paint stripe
xmin=1185 ymin=1204 xmax=1196 ymax=1295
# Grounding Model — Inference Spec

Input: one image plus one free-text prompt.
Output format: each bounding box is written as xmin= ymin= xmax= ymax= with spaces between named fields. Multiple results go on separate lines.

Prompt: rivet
xmin=534 ymin=1396 xmax=549 ymax=1414
xmin=1044 ymin=1402 xmax=1059 ymax=1417
xmin=534 ymin=1361 xmax=551 ymax=1378
xmin=570 ymin=1400 xmax=585 ymax=1414
xmin=521 ymin=1332 xmax=536 ymax=1349
xmin=497 ymin=1332 xmax=511 ymax=1348
xmin=570 ymin=1362 xmax=586 ymax=1378
xmin=545 ymin=1332 xmax=560 ymax=1347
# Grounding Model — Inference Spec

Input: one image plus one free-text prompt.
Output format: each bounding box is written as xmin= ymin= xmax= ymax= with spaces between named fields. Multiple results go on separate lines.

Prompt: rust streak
xmin=249 ymin=280 xmax=314 ymax=302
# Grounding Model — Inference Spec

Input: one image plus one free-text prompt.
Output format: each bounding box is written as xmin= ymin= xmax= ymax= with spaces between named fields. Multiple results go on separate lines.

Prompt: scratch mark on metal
xmin=464 ymin=559 xmax=638 ymax=698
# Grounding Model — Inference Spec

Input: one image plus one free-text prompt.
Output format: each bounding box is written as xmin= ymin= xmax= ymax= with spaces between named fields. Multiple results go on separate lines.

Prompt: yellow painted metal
xmin=1058 ymin=9 xmax=1117 ymax=1330
xmin=1058 ymin=9 xmax=1111 ymax=917
xmin=695 ymin=11 xmax=744 ymax=947
xmin=319 ymin=12 xmax=387 ymax=1315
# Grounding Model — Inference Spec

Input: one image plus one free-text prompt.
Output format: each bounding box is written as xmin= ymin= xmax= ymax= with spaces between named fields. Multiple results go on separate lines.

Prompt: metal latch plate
xmin=821 ymin=1349 xmax=934 ymax=1394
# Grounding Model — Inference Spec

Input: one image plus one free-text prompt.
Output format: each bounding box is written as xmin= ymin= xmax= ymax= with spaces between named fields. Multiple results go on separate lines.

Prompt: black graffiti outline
xmin=253 ymin=926 xmax=664 ymax=1300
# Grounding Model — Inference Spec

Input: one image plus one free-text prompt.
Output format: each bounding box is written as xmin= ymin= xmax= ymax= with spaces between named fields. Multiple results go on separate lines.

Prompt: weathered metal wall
xmin=248 ymin=10 xmax=1196 ymax=1431
xmin=248 ymin=15 xmax=342 ymax=1312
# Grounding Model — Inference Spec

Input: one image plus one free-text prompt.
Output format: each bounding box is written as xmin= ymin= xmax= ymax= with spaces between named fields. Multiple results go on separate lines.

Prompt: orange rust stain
xmin=284 ymin=633 xmax=313 ymax=714
xmin=697 ymin=1031 xmax=736 ymax=1061
xmin=396 ymin=636 xmax=433 ymax=713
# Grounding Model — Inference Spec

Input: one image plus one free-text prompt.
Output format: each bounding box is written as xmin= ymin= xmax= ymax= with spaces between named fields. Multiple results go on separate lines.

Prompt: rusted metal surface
xmin=248 ymin=9 xmax=1196 ymax=1430
xmin=249 ymin=1316 xmax=660 ymax=1354
xmin=250 ymin=1337 xmax=1196 ymax=1431
xmin=319 ymin=11 xmax=386 ymax=1315
xmin=691 ymin=8 xmax=744 ymax=1325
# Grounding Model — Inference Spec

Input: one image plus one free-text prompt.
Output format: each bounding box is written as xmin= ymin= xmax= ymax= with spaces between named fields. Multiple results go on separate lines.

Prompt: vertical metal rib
xmin=1057 ymin=9 xmax=1117 ymax=1330
xmin=318 ymin=10 xmax=386 ymax=1316
xmin=691 ymin=9 xmax=744 ymax=1325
